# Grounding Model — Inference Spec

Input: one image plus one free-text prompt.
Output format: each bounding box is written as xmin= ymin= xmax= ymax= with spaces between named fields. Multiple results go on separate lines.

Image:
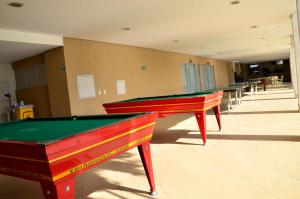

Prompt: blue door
xmin=181 ymin=64 xmax=201 ymax=93
xmin=203 ymin=64 xmax=216 ymax=91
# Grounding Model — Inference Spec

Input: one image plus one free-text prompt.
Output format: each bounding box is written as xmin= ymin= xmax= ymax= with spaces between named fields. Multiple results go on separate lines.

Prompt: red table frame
xmin=0 ymin=113 xmax=158 ymax=199
xmin=103 ymin=91 xmax=223 ymax=145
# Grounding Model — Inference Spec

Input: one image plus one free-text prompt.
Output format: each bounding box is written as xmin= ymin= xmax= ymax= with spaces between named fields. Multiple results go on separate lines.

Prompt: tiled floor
xmin=1 ymin=85 xmax=300 ymax=199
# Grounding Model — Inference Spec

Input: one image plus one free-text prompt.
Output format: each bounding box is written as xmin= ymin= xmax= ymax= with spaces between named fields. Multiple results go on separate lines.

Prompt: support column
xmin=228 ymin=62 xmax=236 ymax=85
xmin=291 ymin=9 xmax=300 ymax=111
xmin=289 ymin=37 xmax=298 ymax=96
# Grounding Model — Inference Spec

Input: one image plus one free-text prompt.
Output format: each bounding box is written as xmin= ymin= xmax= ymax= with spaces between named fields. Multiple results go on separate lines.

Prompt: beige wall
xmin=209 ymin=59 xmax=230 ymax=86
xmin=44 ymin=47 xmax=71 ymax=117
xmin=0 ymin=63 xmax=16 ymax=122
xmin=63 ymin=37 xmax=230 ymax=115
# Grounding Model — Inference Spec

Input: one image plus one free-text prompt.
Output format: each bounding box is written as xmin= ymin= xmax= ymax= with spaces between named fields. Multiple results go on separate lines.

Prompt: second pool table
xmin=103 ymin=91 xmax=223 ymax=145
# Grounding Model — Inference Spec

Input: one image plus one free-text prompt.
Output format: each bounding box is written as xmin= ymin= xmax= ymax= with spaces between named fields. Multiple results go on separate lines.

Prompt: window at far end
xmin=249 ymin=64 xmax=259 ymax=69
xmin=276 ymin=60 xmax=283 ymax=65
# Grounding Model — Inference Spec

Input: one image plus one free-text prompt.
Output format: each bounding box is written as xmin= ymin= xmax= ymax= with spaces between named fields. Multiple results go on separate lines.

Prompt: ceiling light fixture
xmin=7 ymin=2 xmax=24 ymax=8
xmin=122 ymin=27 xmax=131 ymax=31
xmin=230 ymin=0 xmax=240 ymax=5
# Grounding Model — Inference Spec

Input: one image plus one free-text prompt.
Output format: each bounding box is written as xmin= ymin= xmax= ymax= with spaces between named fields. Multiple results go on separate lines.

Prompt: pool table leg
xmin=138 ymin=141 xmax=157 ymax=196
xmin=194 ymin=111 xmax=207 ymax=145
xmin=213 ymin=105 xmax=222 ymax=131
xmin=40 ymin=178 xmax=75 ymax=199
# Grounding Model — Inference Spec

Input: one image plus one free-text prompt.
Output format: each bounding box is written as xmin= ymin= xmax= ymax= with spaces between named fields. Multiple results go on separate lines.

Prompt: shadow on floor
xmin=228 ymin=110 xmax=299 ymax=115
xmin=0 ymin=153 xmax=154 ymax=199
xmin=206 ymin=133 xmax=300 ymax=142
xmin=155 ymin=114 xmax=195 ymax=131
xmin=152 ymin=129 xmax=300 ymax=146
xmin=242 ymin=97 xmax=295 ymax=102
xmin=76 ymin=152 xmax=154 ymax=199
xmin=255 ymin=92 xmax=294 ymax=95
xmin=152 ymin=129 xmax=218 ymax=146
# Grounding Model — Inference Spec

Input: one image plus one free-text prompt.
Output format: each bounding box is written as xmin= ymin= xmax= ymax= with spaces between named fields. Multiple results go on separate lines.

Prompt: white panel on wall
xmin=77 ymin=75 xmax=96 ymax=99
xmin=116 ymin=80 xmax=126 ymax=95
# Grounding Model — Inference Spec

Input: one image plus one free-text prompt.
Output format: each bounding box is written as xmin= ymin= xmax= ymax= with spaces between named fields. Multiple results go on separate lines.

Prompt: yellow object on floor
xmin=15 ymin=105 xmax=34 ymax=119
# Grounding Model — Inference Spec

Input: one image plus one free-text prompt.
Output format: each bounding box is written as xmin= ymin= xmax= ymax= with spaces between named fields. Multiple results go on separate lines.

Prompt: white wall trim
xmin=0 ymin=29 xmax=63 ymax=46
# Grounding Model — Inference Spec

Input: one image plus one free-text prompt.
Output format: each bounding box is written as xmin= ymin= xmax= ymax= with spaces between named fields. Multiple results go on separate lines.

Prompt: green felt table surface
xmin=119 ymin=92 xmax=213 ymax=103
xmin=0 ymin=115 xmax=138 ymax=144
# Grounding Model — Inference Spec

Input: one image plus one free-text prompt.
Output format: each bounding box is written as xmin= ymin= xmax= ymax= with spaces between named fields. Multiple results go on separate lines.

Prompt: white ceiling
xmin=0 ymin=40 xmax=59 ymax=63
xmin=0 ymin=0 xmax=296 ymax=63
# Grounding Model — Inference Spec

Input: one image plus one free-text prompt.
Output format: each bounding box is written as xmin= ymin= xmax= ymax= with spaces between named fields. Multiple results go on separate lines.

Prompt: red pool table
xmin=103 ymin=91 xmax=223 ymax=145
xmin=0 ymin=113 xmax=158 ymax=199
